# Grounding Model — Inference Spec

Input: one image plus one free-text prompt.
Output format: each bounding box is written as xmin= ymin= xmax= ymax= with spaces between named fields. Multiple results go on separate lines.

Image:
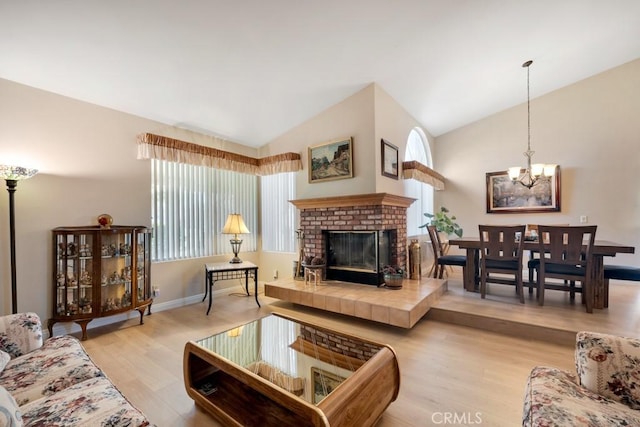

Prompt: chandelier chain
xmin=508 ymin=59 xmax=556 ymax=189
xmin=527 ymin=62 xmax=531 ymax=153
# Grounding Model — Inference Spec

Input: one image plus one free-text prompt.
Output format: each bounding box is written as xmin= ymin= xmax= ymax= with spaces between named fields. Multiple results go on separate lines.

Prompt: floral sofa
xmin=523 ymin=331 xmax=640 ymax=426
xmin=0 ymin=312 xmax=153 ymax=427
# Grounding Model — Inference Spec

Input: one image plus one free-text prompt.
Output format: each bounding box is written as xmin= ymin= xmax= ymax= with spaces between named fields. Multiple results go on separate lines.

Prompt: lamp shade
xmin=222 ymin=214 xmax=250 ymax=235
xmin=0 ymin=165 xmax=38 ymax=180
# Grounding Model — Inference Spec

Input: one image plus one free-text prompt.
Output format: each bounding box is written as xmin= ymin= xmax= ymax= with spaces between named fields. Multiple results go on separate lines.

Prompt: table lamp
xmin=222 ymin=213 xmax=250 ymax=263
xmin=0 ymin=165 xmax=38 ymax=313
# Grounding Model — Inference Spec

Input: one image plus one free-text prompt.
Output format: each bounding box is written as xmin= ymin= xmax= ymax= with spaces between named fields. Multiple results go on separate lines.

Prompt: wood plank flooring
xmin=80 ymin=274 xmax=640 ymax=426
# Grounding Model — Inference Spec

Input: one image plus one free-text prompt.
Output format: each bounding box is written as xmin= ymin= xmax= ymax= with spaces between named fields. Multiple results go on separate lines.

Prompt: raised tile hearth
xmin=264 ymin=276 xmax=447 ymax=328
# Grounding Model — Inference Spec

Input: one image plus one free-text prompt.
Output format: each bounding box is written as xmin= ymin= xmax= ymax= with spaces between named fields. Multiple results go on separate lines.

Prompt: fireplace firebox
xmin=324 ymin=230 xmax=395 ymax=286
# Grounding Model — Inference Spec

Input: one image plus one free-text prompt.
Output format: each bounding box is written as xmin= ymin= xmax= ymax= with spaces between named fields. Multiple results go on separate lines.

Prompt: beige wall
xmin=260 ymin=83 xmax=377 ymax=199
xmin=0 ymin=78 xmax=259 ymax=322
xmin=373 ymin=84 xmax=436 ymax=195
xmin=258 ymin=83 xmax=433 ymax=278
xmin=435 ymin=58 xmax=640 ymax=265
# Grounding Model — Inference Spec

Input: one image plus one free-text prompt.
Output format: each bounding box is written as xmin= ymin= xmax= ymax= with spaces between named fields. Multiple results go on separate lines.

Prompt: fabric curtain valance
xmin=402 ymin=160 xmax=445 ymax=190
xmin=136 ymin=133 xmax=302 ymax=176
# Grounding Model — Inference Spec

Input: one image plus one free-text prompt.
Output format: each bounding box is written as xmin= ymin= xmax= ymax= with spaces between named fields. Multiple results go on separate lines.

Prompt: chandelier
xmin=508 ymin=60 xmax=556 ymax=189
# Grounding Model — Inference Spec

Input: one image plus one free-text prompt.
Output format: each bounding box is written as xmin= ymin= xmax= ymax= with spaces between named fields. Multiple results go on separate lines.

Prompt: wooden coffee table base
xmin=183 ymin=314 xmax=400 ymax=427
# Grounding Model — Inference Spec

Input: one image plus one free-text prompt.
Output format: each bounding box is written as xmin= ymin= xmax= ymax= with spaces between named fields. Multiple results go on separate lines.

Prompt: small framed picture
xmin=312 ymin=367 xmax=345 ymax=404
xmin=381 ymin=139 xmax=399 ymax=179
xmin=308 ymin=137 xmax=353 ymax=183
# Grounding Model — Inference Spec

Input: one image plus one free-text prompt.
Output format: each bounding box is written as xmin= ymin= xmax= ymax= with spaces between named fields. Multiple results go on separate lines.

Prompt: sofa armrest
xmin=575 ymin=331 xmax=640 ymax=409
xmin=0 ymin=312 xmax=43 ymax=358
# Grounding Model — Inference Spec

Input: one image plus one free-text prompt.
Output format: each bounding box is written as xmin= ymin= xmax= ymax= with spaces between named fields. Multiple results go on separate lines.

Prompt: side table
xmin=203 ymin=262 xmax=259 ymax=315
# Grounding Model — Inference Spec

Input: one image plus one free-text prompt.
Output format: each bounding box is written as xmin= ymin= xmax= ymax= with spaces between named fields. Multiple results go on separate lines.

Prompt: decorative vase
xmin=408 ymin=239 xmax=421 ymax=279
xmin=383 ymin=273 xmax=403 ymax=289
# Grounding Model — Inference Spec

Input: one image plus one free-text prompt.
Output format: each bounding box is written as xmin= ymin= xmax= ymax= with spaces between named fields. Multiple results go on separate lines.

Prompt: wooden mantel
xmin=290 ymin=193 xmax=415 ymax=210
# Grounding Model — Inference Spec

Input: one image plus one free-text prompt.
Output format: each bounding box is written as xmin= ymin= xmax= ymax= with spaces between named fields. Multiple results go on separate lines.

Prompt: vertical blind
xmin=261 ymin=172 xmax=296 ymax=253
xmin=152 ymin=159 xmax=257 ymax=261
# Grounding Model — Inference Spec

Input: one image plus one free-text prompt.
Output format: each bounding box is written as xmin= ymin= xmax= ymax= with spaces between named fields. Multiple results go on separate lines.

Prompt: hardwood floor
xmin=80 ymin=274 xmax=640 ymax=426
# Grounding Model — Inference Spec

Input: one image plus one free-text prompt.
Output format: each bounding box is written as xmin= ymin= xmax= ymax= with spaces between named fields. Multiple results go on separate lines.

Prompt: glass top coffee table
xmin=183 ymin=312 xmax=400 ymax=427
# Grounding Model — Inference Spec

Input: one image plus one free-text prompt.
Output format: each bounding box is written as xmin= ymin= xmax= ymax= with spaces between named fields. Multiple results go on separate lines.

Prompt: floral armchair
xmin=523 ymin=331 xmax=640 ymax=426
xmin=0 ymin=312 xmax=43 ymax=359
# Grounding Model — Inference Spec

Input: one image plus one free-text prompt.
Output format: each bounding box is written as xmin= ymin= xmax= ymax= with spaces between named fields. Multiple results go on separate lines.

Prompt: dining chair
xmin=526 ymin=223 xmax=570 ymax=291
xmin=533 ymin=225 xmax=597 ymax=313
xmin=478 ymin=225 xmax=526 ymax=303
xmin=427 ymin=225 xmax=467 ymax=280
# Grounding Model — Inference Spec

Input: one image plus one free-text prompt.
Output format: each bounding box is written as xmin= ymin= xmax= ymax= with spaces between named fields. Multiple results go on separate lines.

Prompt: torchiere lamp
xmin=222 ymin=213 xmax=250 ymax=263
xmin=0 ymin=165 xmax=38 ymax=314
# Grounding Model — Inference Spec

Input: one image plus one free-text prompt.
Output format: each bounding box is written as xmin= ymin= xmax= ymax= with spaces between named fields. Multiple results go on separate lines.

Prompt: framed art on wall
xmin=486 ymin=166 xmax=561 ymax=213
xmin=308 ymin=137 xmax=353 ymax=183
xmin=381 ymin=139 xmax=399 ymax=179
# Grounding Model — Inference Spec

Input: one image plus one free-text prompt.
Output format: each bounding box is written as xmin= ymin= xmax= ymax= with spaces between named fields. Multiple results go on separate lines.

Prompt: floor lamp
xmin=0 ymin=165 xmax=38 ymax=314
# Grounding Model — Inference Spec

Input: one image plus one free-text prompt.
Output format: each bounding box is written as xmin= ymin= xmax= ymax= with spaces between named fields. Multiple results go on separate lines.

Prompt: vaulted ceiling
xmin=1 ymin=1 xmax=639 ymax=147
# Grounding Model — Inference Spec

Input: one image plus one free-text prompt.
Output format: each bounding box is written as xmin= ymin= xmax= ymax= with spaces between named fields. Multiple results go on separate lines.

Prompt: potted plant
xmin=419 ymin=206 xmax=463 ymax=238
xmin=381 ymin=265 xmax=404 ymax=289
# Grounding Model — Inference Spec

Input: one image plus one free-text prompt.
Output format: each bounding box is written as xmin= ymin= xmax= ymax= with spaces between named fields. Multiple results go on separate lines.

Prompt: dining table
xmin=448 ymin=237 xmax=636 ymax=309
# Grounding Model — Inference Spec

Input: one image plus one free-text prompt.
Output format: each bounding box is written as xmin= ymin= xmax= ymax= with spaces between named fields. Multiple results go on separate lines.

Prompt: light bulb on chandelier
xmin=508 ymin=60 xmax=557 ymax=189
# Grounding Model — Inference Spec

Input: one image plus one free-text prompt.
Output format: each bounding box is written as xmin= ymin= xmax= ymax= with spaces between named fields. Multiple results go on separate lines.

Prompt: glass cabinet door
xmin=55 ymin=232 xmax=94 ymax=316
xmin=99 ymin=230 xmax=133 ymax=314
xmin=135 ymin=229 xmax=152 ymax=304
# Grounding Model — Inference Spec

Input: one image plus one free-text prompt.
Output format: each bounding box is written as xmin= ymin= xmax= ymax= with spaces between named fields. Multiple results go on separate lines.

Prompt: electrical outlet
xmin=580 ymin=215 xmax=588 ymax=224
xmin=152 ymin=286 xmax=160 ymax=297
xmin=273 ymin=269 xmax=278 ymax=279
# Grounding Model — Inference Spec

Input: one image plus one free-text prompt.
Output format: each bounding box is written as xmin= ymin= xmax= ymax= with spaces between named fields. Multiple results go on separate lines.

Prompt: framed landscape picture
xmin=312 ymin=367 xmax=345 ymax=404
xmin=308 ymin=137 xmax=353 ymax=183
xmin=381 ymin=139 xmax=399 ymax=179
xmin=486 ymin=167 xmax=561 ymax=213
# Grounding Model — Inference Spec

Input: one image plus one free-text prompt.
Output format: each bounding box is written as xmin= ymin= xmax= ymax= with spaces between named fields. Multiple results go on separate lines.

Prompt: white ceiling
xmin=1 ymin=1 xmax=639 ymax=147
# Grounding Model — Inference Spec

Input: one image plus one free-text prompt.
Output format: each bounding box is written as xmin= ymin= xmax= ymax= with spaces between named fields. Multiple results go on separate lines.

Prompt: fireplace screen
xmin=324 ymin=230 xmax=393 ymax=285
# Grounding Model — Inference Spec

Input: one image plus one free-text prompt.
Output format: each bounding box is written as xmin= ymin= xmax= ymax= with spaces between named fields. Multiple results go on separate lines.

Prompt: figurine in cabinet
xmin=103 ymin=298 xmax=116 ymax=311
xmin=109 ymin=271 xmax=120 ymax=284
xmin=80 ymin=270 xmax=92 ymax=286
xmin=68 ymin=301 xmax=78 ymax=315
xmin=101 ymin=244 xmax=110 ymax=256
xmin=122 ymin=266 xmax=132 ymax=281
xmin=79 ymin=244 xmax=92 ymax=257
xmin=119 ymin=243 xmax=131 ymax=255
xmin=122 ymin=290 xmax=131 ymax=306
xmin=59 ymin=242 xmax=77 ymax=257
xmin=57 ymin=273 xmax=65 ymax=287
xmin=67 ymin=243 xmax=77 ymax=256
xmin=79 ymin=297 xmax=92 ymax=313
xmin=67 ymin=273 xmax=77 ymax=287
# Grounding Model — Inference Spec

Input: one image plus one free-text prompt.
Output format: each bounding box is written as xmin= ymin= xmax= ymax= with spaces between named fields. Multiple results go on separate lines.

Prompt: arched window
xmin=404 ymin=128 xmax=434 ymax=236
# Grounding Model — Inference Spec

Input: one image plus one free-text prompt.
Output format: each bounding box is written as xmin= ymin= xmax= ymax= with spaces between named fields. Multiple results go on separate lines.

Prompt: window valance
xmin=136 ymin=133 xmax=302 ymax=176
xmin=402 ymin=160 xmax=445 ymax=190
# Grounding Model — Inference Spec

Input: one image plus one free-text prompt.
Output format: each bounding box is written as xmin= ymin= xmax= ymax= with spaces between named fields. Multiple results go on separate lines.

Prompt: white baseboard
xmin=48 ymin=288 xmax=226 ymax=339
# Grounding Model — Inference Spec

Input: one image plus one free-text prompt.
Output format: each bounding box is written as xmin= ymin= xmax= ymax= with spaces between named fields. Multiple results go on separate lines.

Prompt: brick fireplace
xmin=290 ymin=193 xmax=415 ymax=285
